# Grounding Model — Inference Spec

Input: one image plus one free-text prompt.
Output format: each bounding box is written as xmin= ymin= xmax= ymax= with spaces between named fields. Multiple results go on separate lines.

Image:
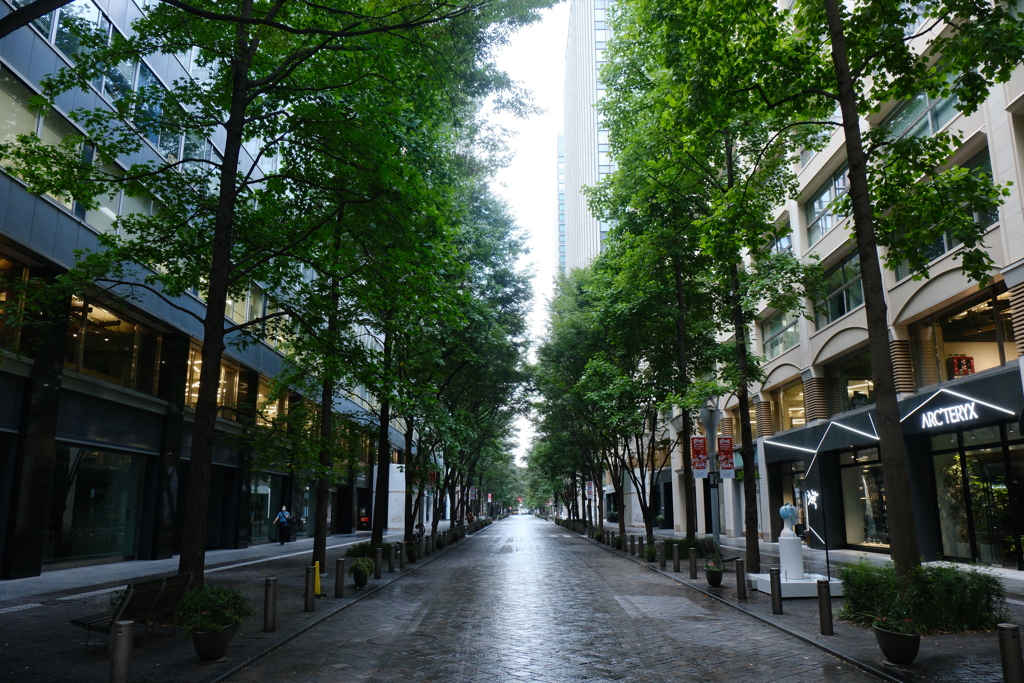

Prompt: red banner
xmin=718 ymin=437 xmax=735 ymax=479
xmin=691 ymin=436 xmax=708 ymax=478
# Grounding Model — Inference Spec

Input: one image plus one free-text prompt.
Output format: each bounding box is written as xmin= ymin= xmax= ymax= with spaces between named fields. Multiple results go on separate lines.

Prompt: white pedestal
xmin=778 ymin=536 xmax=805 ymax=581
xmin=748 ymin=572 xmax=844 ymax=598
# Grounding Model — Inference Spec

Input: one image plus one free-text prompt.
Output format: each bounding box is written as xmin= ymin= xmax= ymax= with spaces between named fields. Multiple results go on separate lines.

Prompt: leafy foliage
xmin=179 ymin=585 xmax=254 ymax=636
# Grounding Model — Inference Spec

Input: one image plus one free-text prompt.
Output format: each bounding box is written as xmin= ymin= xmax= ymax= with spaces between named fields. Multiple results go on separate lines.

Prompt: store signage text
xmin=921 ymin=402 xmax=978 ymax=429
xmin=691 ymin=436 xmax=708 ymax=479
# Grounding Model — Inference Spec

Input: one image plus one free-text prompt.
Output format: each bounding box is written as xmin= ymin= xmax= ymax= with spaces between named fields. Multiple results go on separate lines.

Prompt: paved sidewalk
xmin=0 ymin=525 xmax=454 ymax=683
xmin=592 ymin=524 xmax=1024 ymax=682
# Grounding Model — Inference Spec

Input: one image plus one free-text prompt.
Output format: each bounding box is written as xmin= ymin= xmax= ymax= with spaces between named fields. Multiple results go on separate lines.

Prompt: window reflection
xmin=65 ymin=297 xmax=160 ymax=393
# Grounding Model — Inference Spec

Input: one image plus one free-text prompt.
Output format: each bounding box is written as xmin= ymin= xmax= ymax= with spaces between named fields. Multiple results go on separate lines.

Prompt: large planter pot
xmin=873 ymin=626 xmax=921 ymax=665
xmin=191 ymin=628 xmax=234 ymax=661
xmin=704 ymin=568 xmax=723 ymax=588
xmin=352 ymin=571 xmax=369 ymax=589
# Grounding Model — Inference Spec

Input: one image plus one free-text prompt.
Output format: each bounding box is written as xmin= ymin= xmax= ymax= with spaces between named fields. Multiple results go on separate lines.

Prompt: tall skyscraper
xmin=556 ymin=133 xmax=567 ymax=275
xmin=561 ymin=0 xmax=613 ymax=271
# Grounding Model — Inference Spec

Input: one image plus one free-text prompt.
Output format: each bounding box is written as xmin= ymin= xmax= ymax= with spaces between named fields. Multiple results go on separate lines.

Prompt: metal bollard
xmin=660 ymin=541 xmax=667 ymax=569
xmin=265 ymin=577 xmax=279 ymax=630
xmin=630 ymin=535 xmax=636 ymax=556
xmin=689 ymin=548 xmax=698 ymax=579
xmin=999 ymin=623 xmax=1024 ymax=683
xmin=374 ymin=548 xmax=382 ymax=580
xmin=736 ymin=559 xmax=747 ymax=600
xmin=334 ymin=560 xmax=345 ymax=599
xmin=110 ymin=620 xmax=133 ymax=683
xmin=673 ymin=544 xmax=680 ymax=573
xmin=817 ymin=579 xmax=833 ymax=635
xmin=770 ymin=568 xmax=783 ymax=615
xmin=399 ymin=541 xmax=406 ymax=569
xmin=638 ymin=537 xmax=645 ymax=559
xmin=389 ymin=544 xmax=396 ymax=573
xmin=420 ymin=538 xmax=426 ymax=560
xmin=304 ymin=566 xmax=316 ymax=612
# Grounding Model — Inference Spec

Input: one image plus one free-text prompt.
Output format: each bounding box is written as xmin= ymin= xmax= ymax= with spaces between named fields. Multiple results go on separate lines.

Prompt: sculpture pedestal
xmin=748 ymin=572 xmax=844 ymax=598
xmin=779 ymin=536 xmax=805 ymax=581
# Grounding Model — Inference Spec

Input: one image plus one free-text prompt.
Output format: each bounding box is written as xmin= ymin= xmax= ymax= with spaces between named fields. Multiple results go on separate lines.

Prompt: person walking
xmin=273 ymin=505 xmax=291 ymax=545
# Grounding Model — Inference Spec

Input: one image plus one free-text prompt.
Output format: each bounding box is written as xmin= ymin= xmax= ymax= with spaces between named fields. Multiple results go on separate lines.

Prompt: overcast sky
xmin=486 ymin=3 xmax=572 ymax=464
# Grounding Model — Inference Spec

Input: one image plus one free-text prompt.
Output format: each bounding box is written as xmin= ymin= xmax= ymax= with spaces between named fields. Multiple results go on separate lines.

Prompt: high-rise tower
xmin=562 ymin=0 xmax=613 ymax=271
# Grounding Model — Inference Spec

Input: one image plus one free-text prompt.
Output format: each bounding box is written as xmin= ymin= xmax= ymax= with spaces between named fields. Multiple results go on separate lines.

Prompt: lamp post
xmin=699 ymin=401 xmax=724 ymax=547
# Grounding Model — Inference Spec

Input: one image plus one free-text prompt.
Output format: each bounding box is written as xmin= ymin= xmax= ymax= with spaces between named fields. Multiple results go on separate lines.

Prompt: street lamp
xmin=698 ymin=396 xmax=724 ymax=547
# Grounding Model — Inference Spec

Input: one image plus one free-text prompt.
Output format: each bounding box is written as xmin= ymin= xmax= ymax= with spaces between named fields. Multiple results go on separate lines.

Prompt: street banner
xmin=691 ymin=436 xmax=708 ymax=478
xmin=718 ymin=437 xmax=735 ymax=479
xmin=585 ymin=480 xmax=595 ymax=499
xmin=487 ymin=493 xmax=492 ymax=503
xmin=469 ymin=486 xmax=477 ymax=501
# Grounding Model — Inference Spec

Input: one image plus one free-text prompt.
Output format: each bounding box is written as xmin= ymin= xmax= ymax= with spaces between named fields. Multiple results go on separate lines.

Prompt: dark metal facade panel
xmin=56 ymin=389 xmax=164 ymax=454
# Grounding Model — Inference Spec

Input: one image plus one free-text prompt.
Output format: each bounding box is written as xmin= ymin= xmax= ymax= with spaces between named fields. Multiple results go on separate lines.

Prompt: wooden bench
xmin=698 ymin=537 xmax=741 ymax=570
xmin=70 ymin=573 xmax=192 ymax=648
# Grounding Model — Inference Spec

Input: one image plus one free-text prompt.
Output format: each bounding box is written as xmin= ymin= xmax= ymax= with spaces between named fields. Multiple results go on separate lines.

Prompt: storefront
xmin=762 ymin=363 xmax=1024 ymax=568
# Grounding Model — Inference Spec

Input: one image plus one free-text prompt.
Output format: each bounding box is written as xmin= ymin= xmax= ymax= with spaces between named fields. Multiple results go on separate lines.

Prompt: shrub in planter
xmin=349 ymin=557 xmax=375 ymax=588
xmin=839 ymin=560 xmax=1006 ymax=633
xmin=594 ymin=530 xmax=604 ymax=542
xmin=406 ymin=543 xmax=420 ymax=563
xmin=607 ymin=512 xmax=618 ymax=523
xmin=655 ymin=514 xmax=666 ymax=529
xmin=345 ymin=541 xmax=392 ymax=559
xmin=614 ymin=535 xmax=623 ymax=550
xmin=704 ymin=554 xmax=724 ymax=587
xmin=643 ymin=544 xmax=658 ymax=562
xmin=179 ymin=585 xmax=254 ymax=661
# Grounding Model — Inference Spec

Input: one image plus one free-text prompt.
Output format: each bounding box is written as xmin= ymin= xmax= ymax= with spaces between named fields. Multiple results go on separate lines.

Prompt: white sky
xmin=486 ymin=3 xmax=571 ymax=464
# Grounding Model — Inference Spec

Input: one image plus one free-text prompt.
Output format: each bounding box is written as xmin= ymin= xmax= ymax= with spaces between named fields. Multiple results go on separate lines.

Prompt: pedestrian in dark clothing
xmin=273 ymin=505 xmax=291 ymax=545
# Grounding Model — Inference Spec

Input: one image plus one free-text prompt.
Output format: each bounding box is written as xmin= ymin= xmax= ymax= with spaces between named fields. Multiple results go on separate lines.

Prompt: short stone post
xmin=374 ymin=548 xmax=382 ymax=580
xmin=688 ymin=548 xmax=697 ymax=579
xmin=420 ymin=537 xmax=426 ymax=559
xmin=630 ymin=535 xmax=636 ymax=556
xmin=770 ymin=568 xmax=783 ymax=615
xmin=638 ymin=537 xmax=645 ymax=559
xmin=999 ymin=623 xmax=1024 ymax=683
xmin=659 ymin=541 xmax=667 ymax=569
xmin=265 ymin=577 xmax=279 ymax=630
xmin=817 ymin=579 xmax=833 ymax=635
xmin=304 ymin=566 xmax=316 ymax=612
xmin=672 ymin=544 xmax=680 ymax=573
xmin=389 ymin=544 xmax=396 ymax=573
xmin=736 ymin=559 xmax=747 ymax=600
xmin=399 ymin=542 xmax=407 ymax=569
xmin=109 ymin=620 xmax=133 ymax=683
xmin=333 ymin=560 xmax=345 ymax=599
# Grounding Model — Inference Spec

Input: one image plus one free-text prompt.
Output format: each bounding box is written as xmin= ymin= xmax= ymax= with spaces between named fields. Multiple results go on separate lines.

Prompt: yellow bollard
xmin=314 ymin=561 xmax=323 ymax=598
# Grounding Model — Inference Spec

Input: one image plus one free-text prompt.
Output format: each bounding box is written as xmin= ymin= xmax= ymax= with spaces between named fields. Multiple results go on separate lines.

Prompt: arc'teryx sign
xmin=920 ymin=402 xmax=978 ymax=429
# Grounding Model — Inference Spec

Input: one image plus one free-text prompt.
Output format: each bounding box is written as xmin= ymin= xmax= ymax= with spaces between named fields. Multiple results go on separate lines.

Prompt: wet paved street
xmin=230 ymin=516 xmax=876 ymax=682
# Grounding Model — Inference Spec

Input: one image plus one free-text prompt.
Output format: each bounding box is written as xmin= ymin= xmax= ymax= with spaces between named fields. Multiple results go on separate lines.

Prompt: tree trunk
xmin=371 ymin=330 xmax=392 ymax=547
xmin=177 ymin=15 xmax=254 ymax=581
xmin=672 ymin=258 xmax=697 ymax=540
xmin=312 ymin=378 xmax=333 ymax=570
xmin=822 ymin=0 xmax=919 ymax=581
xmin=730 ymin=261 xmax=762 ymax=573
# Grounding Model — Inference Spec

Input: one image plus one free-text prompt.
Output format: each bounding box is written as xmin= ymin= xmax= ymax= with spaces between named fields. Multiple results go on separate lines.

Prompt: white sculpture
xmin=777 ymin=503 xmax=804 ymax=580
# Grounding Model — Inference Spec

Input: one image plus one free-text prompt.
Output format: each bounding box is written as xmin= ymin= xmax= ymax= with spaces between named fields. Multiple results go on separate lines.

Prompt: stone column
xmin=754 ymin=396 xmax=774 ymax=438
xmin=801 ymin=369 xmax=828 ymax=423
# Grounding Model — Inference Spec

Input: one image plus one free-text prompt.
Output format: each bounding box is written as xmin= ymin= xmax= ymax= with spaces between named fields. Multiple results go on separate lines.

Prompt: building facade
xmin=0 ymin=0 xmax=418 ymax=580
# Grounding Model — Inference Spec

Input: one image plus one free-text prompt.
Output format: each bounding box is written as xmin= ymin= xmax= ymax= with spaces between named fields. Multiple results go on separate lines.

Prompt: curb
xmin=205 ymin=522 xmax=502 ymax=683
xmin=560 ymin=524 xmax=903 ymax=683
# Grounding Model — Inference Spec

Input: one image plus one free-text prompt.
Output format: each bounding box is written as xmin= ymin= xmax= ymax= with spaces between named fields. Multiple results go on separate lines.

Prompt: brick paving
xmin=228 ymin=516 xmax=876 ymax=682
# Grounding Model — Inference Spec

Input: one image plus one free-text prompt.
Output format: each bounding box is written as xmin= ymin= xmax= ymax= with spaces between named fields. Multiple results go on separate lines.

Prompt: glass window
xmin=103 ymin=55 xmax=135 ymax=102
xmin=120 ymin=191 xmax=153 ymax=218
xmin=841 ymin=458 xmax=889 ymax=548
xmin=806 ymin=164 xmax=849 ymax=245
xmin=825 ymin=348 xmax=874 ymax=415
xmin=772 ymin=381 xmax=806 ymax=432
xmin=256 ymin=377 xmax=288 ymax=426
xmin=762 ymin=310 xmax=800 ymax=360
xmin=43 ymin=446 xmax=145 ymax=564
xmin=185 ymin=345 xmax=201 ymax=408
xmin=55 ymin=0 xmax=107 ymax=64
xmin=79 ymin=301 xmax=137 ymax=387
xmin=86 ymin=162 xmax=123 ymax=234
xmin=884 ymin=89 xmax=959 ymax=139
xmin=218 ymin=363 xmax=239 ymax=420
xmin=12 ymin=0 xmax=54 ymax=35
xmin=816 ymin=252 xmax=863 ymax=328
xmin=0 ymin=68 xmax=39 ymax=144
xmin=909 ymin=288 xmax=1017 ymax=387
xmin=38 ymin=113 xmax=80 ymax=211
xmin=0 ymin=254 xmax=28 ymax=348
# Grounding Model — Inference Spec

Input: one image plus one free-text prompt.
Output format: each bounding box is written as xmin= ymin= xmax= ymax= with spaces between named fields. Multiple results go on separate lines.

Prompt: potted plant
xmin=179 ymin=585 xmax=254 ymax=661
xmin=644 ymin=543 xmax=658 ymax=562
xmin=704 ymin=554 xmax=724 ymax=588
xmin=655 ymin=514 xmax=667 ymax=529
xmin=872 ymin=602 xmax=920 ymax=665
xmin=349 ymin=557 xmax=375 ymax=588
xmin=594 ymin=530 xmax=604 ymax=542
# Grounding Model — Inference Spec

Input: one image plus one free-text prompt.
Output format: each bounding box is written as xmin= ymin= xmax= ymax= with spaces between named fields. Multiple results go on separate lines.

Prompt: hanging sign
xmin=487 ymin=493 xmax=492 ymax=503
xmin=691 ymin=436 xmax=708 ymax=479
xmin=718 ymin=437 xmax=735 ymax=479
xmin=585 ymin=481 xmax=595 ymax=499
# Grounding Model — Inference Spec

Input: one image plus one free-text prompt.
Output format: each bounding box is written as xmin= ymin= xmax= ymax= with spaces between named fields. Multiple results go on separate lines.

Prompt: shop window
xmin=42 ymin=446 xmax=145 ymax=564
xmin=815 ymin=252 xmax=863 ymax=329
xmin=883 ymin=89 xmax=958 ymax=139
xmin=806 ymin=164 xmax=849 ymax=246
xmin=908 ymin=288 xmax=1017 ymax=388
xmin=65 ymin=297 xmax=161 ymax=393
xmin=839 ymin=447 xmax=889 ymax=549
xmin=0 ymin=68 xmax=39 ymax=145
xmin=824 ymin=347 xmax=873 ymax=415
xmin=762 ymin=310 xmax=799 ymax=360
xmin=772 ymin=381 xmax=806 ymax=432
xmin=0 ymin=256 xmax=28 ymax=348
xmin=893 ymin=151 xmax=998 ymax=281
